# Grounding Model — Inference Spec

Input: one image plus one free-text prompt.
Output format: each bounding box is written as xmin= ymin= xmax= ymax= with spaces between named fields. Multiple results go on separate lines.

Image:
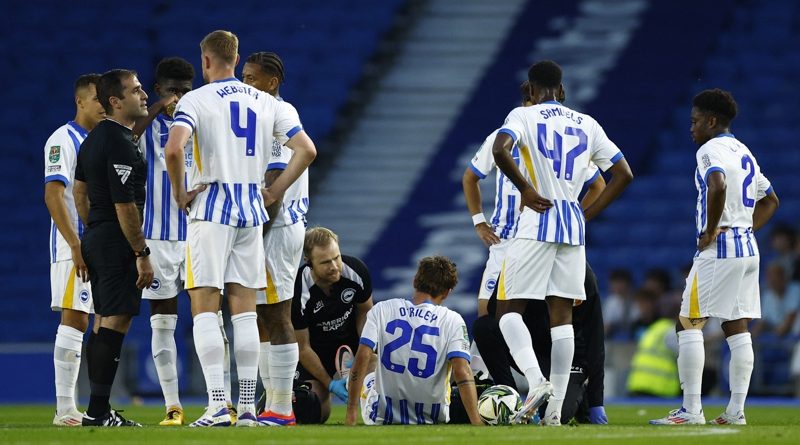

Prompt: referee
xmin=73 ymin=69 xmax=153 ymax=427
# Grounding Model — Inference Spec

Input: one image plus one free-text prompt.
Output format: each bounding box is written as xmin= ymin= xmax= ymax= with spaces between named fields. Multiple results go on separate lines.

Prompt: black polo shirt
xmin=75 ymin=119 xmax=146 ymax=226
xmin=292 ymin=255 xmax=372 ymax=352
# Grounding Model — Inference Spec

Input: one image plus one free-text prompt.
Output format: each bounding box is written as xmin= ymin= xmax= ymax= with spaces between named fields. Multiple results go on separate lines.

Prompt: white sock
xmin=269 ymin=343 xmax=299 ymax=415
xmin=218 ymin=310 xmax=232 ymax=404
xmin=726 ymin=332 xmax=753 ymax=415
xmin=54 ymin=324 xmax=83 ymax=414
xmin=150 ymin=314 xmax=181 ymax=409
xmin=545 ymin=324 xmax=574 ymax=418
xmin=194 ymin=312 xmax=226 ymax=410
xmin=231 ymin=312 xmax=259 ymax=408
xmin=499 ymin=313 xmax=544 ymax=390
xmin=678 ymin=329 xmax=704 ymax=414
xmin=259 ymin=342 xmax=272 ymax=408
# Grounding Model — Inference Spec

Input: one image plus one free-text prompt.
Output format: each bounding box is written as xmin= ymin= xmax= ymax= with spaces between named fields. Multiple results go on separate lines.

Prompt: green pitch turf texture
xmin=1 ymin=404 xmax=798 ymax=444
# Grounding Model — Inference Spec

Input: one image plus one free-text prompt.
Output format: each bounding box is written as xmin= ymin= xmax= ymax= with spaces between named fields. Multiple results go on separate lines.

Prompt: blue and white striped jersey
xmin=139 ymin=114 xmax=192 ymax=241
xmin=499 ymin=101 xmax=623 ymax=245
xmin=471 ymin=128 xmax=601 ymax=240
xmin=267 ymin=138 xmax=309 ymax=227
xmin=44 ymin=121 xmax=88 ymax=263
xmin=360 ymin=299 xmax=471 ymax=425
xmin=172 ymin=78 xmax=302 ymax=228
xmin=694 ymin=134 xmax=772 ymax=259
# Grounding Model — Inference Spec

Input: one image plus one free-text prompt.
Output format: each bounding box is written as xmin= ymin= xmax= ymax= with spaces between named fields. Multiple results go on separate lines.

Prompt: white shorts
xmin=478 ymin=240 xmax=510 ymax=300
xmin=499 ymin=239 xmax=586 ymax=301
xmin=185 ymin=220 xmax=266 ymax=290
xmin=680 ymin=250 xmax=760 ymax=321
xmin=50 ymin=259 xmax=93 ymax=313
xmin=143 ymin=239 xmax=186 ymax=300
xmin=256 ymin=223 xmax=304 ymax=305
xmin=360 ymin=372 xmax=378 ymax=426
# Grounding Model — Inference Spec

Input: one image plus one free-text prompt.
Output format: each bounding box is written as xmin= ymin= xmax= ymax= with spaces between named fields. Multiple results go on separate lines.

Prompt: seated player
xmin=345 ymin=256 xmax=482 ymax=426
xmin=290 ymin=227 xmax=374 ymax=423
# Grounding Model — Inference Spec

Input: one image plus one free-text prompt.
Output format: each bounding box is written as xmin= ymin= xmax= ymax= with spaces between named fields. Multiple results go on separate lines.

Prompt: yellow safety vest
xmin=627 ymin=318 xmax=681 ymax=397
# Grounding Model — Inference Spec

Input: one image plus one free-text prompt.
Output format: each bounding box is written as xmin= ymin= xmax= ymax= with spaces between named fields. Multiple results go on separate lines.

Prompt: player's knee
xmin=293 ymin=384 xmax=324 ymax=424
xmin=61 ymin=309 xmax=89 ymax=332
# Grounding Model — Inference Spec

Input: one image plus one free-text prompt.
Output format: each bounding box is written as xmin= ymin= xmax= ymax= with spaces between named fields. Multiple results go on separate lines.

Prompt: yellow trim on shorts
xmin=193 ymin=132 xmax=202 ymax=173
xmin=444 ymin=362 xmax=452 ymax=404
xmin=186 ymin=243 xmax=195 ymax=289
xmin=265 ymin=267 xmax=280 ymax=304
xmin=497 ymin=260 xmax=507 ymax=301
xmin=689 ymin=272 xmax=700 ymax=319
xmin=62 ymin=265 xmax=77 ymax=309
xmin=518 ymin=144 xmax=538 ymax=190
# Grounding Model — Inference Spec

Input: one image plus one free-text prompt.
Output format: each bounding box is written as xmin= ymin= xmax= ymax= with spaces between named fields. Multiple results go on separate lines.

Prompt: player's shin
xmin=218 ymin=310 xmax=232 ymax=404
xmin=498 ymin=313 xmax=544 ymax=387
xmin=259 ymin=341 xmax=272 ymax=409
xmin=269 ymin=343 xmax=299 ymax=416
xmin=677 ymin=329 xmax=704 ymax=414
xmin=150 ymin=314 xmax=180 ymax=408
xmin=54 ymin=325 xmax=84 ymax=414
xmin=194 ymin=312 xmax=227 ymax=410
xmin=545 ymin=324 xmax=575 ymax=422
xmin=726 ymin=332 xmax=753 ymax=415
xmin=231 ymin=312 xmax=259 ymax=411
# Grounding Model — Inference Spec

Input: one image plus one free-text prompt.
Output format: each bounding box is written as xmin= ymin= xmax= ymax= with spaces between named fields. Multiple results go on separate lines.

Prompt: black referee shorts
xmin=82 ymin=222 xmax=142 ymax=316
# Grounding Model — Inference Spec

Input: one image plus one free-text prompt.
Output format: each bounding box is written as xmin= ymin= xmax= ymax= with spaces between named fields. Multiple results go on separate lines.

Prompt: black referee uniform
xmin=291 ymin=255 xmax=372 ymax=381
xmin=76 ymin=119 xmax=147 ymax=315
xmin=471 ymin=262 xmax=606 ymax=424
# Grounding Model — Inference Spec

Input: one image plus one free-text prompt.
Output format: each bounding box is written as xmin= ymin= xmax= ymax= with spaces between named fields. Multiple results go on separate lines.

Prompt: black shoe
xmin=82 ymin=409 xmax=142 ymax=427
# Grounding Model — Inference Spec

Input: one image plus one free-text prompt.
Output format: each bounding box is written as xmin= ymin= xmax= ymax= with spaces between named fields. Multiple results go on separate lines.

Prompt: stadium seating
xmin=0 ymin=0 xmax=402 ymax=343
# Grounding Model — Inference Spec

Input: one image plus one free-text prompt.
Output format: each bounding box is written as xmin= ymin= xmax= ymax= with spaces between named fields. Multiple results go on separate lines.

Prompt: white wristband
xmin=472 ymin=213 xmax=487 ymax=226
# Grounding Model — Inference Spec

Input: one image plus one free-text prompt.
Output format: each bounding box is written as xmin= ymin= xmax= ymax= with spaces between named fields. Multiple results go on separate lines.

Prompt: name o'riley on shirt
xmin=398 ymin=306 xmax=439 ymax=323
xmin=216 ymin=84 xmax=260 ymax=100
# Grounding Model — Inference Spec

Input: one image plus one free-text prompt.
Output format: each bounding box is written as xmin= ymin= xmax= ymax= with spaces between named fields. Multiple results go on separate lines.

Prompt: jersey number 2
xmin=381 ymin=320 xmax=439 ymax=378
xmin=741 ymin=154 xmax=756 ymax=208
xmin=230 ymin=102 xmax=256 ymax=157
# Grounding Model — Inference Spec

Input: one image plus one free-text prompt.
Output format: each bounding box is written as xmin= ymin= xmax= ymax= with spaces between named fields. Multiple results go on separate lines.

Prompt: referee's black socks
xmin=86 ymin=327 xmax=125 ymax=418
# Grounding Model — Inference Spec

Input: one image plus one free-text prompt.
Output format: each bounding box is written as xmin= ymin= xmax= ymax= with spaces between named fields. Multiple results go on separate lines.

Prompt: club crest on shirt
xmin=341 ymin=288 xmax=356 ymax=304
xmin=150 ymin=278 xmax=161 ymax=291
xmin=49 ymin=146 xmax=61 ymax=163
xmin=702 ymin=154 xmax=711 ymax=168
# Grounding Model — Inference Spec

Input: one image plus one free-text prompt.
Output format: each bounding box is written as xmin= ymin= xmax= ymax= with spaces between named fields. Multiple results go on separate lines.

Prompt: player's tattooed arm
xmin=452 ymin=358 xmax=483 ymax=426
xmin=455 ymin=379 xmax=475 ymax=386
xmin=346 ymin=344 xmax=373 ymax=425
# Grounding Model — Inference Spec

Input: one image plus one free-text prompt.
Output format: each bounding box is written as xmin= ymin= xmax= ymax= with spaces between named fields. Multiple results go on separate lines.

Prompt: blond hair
xmin=200 ymin=30 xmax=239 ymax=65
xmin=304 ymin=227 xmax=339 ymax=260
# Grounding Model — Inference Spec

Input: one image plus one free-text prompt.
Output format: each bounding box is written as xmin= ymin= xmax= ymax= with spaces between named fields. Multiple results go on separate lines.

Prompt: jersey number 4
xmin=536 ymin=123 xmax=588 ymax=181
xmin=381 ymin=320 xmax=439 ymax=378
xmin=230 ymin=101 xmax=256 ymax=157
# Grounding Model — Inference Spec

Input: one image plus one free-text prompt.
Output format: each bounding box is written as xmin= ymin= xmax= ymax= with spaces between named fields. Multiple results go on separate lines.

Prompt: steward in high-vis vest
xmin=627 ymin=318 xmax=680 ymax=397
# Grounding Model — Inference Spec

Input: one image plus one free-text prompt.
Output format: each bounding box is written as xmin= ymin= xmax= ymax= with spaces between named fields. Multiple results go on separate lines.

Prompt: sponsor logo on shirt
xmin=702 ymin=154 xmax=711 ymax=168
xmin=114 ymin=164 xmax=132 ymax=184
xmin=313 ymin=300 xmax=324 ymax=314
xmin=47 ymin=165 xmax=62 ymax=173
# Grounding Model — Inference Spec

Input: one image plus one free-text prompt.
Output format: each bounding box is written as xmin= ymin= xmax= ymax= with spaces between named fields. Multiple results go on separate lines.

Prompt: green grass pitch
xmin=0 ymin=404 xmax=798 ymax=444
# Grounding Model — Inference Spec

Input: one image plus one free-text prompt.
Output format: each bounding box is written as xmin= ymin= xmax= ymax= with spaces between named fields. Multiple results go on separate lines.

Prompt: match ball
xmin=477 ymin=384 xmax=522 ymax=425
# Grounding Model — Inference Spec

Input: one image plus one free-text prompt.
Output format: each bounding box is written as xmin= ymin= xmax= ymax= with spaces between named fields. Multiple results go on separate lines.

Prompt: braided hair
xmin=245 ymin=51 xmax=285 ymax=83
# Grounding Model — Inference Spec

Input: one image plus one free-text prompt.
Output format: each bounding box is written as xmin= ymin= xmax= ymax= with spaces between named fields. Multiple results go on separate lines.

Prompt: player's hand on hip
xmin=521 ymin=187 xmax=553 ymax=213
xmin=589 ymin=406 xmax=608 ymax=424
xmin=697 ymin=226 xmax=728 ymax=251
xmin=135 ymin=256 xmax=155 ymax=289
xmin=475 ymin=223 xmax=501 ymax=247
xmin=328 ymin=378 xmax=349 ymax=403
xmin=176 ymin=184 xmax=207 ymax=214
xmin=261 ymin=187 xmax=284 ymax=209
xmin=70 ymin=244 xmax=90 ymax=282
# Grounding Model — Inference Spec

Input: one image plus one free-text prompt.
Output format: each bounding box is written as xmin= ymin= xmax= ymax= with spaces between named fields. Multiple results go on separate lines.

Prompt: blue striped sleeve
xmin=497 ymin=128 xmax=518 ymax=143
xmin=286 ymin=125 xmax=303 ymax=139
xmin=173 ymin=117 xmax=194 ymax=131
xmin=44 ymin=174 xmax=69 ymax=185
xmin=704 ymin=166 xmax=725 ymax=183
xmin=765 ymin=185 xmax=774 ymax=196
xmin=609 ymin=152 xmax=624 ymax=165
xmin=469 ymin=162 xmax=487 ymax=179
xmin=446 ymin=351 xmax=471 ymax=362
xmin=267 ymin=162 xmax=288 ymax=171
xmin=360 ymin=337 xmax=376 ymax=350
